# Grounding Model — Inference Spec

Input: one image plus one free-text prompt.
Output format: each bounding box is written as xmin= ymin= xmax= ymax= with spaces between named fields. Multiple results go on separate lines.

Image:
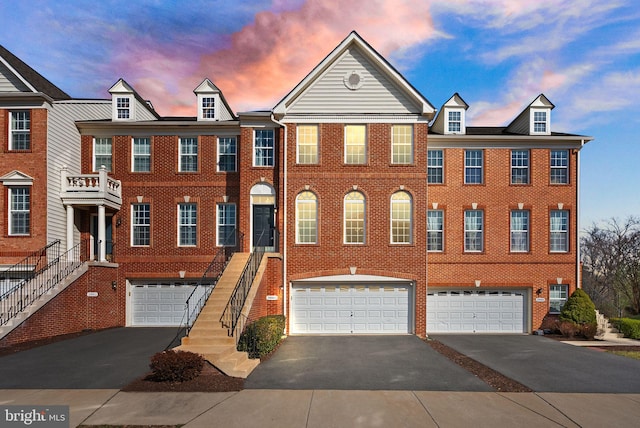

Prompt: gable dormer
xmin=506 ymin=94 xmax=554 ymax=135
xmin=108 ymin=79 xmax=136 ymax=121
xmin=431 ymin=93 xmax=469 ymax=135
xmin=194 ymin=79 xmax=235 ymax=121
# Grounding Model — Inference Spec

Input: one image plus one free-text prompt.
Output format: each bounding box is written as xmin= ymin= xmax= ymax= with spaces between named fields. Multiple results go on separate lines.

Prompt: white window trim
xmin=217 ymin=136 xmax=237 ymax=172
xmin=216 ymin=203 xmax=237 ymax=246
xmin=295 ymin=191 xmax=318 ymax=244
xmin=390 ymin=192 xmax=412 ymax=244
xmin=550 ymin=210 xmax=569 ymax=253
xmin=93 ymin=137 xmax=112 ymax=172
xmin=296 ymin=125 xmax=319 ymax=165
xmin=511 ymin=150 xmax=530 ymax=185
xmin=344 ymin=124 xmax=367 ymax=165
xmin=198 ymin=94 xmax=219 ymax=121
xmin=178 ymin=203 xmax=197 ymax=247
xmin=427 ymin=209 xmax=444 ymax=252
xmin=131 ymin=137 xmax=151 ymax=172
xmin=427 ymin=149 xmax=444 ymax=184
xmin=344 ymin=191 xmax=366 ymax=244
xmin=131 ymin=203 xmax=150 ymax=247
xmin=464 ymin=150 xmax=483 ymax=184
xmin=113 ymin=95 xmax=134 ymax=121
xmin=8 ymin=110 xmax=30 ymax=151
xmin=549 ymin=284 xmax=568 ymax=314
xmin=445 ymin=108 xmax=465 ymax=135
xmin=464 ymin=209 xmax=484 ymax=252
xmin=253 ymin=129 xmax=275 ymax=167
xmin=550 ymin=150 xmax=569 ymax=184
xmin=391 ymin=124 xmax=414 ymax=165
xmin=7 ymin=187 xmax=30 ymax=236
xmin=531 ymin=108 xmax=550 ymax=135
xmin=179 ymin=137 xmax=198 ymax=172
xmin=510 ymin=210 xmax=530 ymax=253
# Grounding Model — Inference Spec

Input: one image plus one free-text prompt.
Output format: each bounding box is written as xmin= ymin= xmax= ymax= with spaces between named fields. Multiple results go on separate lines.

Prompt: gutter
xmin=271 ymin=113 xmax=288 ymax=332
xmin=576 ymin=139 xmax=586 ymax=288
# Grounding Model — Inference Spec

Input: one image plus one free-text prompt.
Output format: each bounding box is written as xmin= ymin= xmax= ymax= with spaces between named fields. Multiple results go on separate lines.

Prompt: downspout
xmin=271 ymin=113 xmax=288 ymax=331
xmin=576 ymin=139 xmax=585 ymax=288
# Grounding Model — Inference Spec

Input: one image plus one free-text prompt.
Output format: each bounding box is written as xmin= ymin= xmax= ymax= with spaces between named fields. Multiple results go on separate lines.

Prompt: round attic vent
xmin=343 ymin=71 xmax=364 ymax=90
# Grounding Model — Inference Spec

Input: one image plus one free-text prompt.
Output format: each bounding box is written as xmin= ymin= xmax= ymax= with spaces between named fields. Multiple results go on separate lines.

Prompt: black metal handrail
xmin=185 ymin=230 xmax=243 ymax=333
xmin=220 ymin=231 xmax=268 ymax=342
xmin=1 ymin=241 xmax=84 ymax=326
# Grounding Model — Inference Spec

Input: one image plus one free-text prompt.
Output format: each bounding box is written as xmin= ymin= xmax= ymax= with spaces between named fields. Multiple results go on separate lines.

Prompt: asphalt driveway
xmin=245 ymin=335 xmax=493 ymax=391
xmin=433 ymin=334 xmax=640 ymax=393
xmin=0 ymin=327 xmax=181 ymax=389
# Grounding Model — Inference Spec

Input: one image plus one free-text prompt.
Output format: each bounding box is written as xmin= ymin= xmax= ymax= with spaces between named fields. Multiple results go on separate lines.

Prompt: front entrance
xmin=253 ymin=204 xmax=275 ymax=248
xmin=91 ymin=214 xmax=113 ymax=260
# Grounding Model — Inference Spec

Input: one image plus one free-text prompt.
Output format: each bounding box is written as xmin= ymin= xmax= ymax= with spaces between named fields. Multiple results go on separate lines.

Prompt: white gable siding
xmin=0 ymin=61 xmax=30 ymax=92
xmin=47 ymin=100 xmax=111 ymax=247
xmin=134 ymin=99 xmax=158 ymax=121
xmin=218 ymin=101 xmax=234 ymax=121
xmin=287 ymin=48 xmax=420 ymax=115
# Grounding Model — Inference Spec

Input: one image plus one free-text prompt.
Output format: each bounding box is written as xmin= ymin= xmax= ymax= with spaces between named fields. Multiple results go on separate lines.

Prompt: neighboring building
xmin=1 ymin=32 xmax=592 ymax=347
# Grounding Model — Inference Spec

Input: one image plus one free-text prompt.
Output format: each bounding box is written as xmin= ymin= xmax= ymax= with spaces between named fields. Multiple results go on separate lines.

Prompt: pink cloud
xmin=121 ymin=0 xmax=441 ymax=116
xmin=469 ymin=100 xmax=524 ymax=127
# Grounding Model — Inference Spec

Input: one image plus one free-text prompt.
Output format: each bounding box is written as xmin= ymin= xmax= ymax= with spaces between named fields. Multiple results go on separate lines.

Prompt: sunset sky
xmin=1 ymin=0 xmax=639 ymax=225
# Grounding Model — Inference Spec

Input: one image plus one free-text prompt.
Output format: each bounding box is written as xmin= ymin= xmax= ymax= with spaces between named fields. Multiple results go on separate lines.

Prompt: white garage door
xmin=291 ymin=284 xmax=411 ymax=334
xmin=130 ymin=281 xmax=210 ymax=326
xmin=427 ymin=290 xmax=526 ymax=333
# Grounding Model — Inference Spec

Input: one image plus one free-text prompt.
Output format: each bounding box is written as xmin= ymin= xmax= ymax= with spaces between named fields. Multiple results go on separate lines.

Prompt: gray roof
xmin=0 ymin=45 xmax=71 ymax=100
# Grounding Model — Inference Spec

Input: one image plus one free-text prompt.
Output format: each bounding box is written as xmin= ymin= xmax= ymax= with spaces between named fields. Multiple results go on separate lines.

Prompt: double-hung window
xmin=464 ymin=150 xmax=483 ymax=184
xmin=511 ymin=150 xmax=529 ymax=184
xmin=550 ymin=150 xmax=569 ymax=184
xmin=391 ymin=125 xmax=413 ymax=164
xmin=93 ymin=138 xmax=112 ymax=172
xmin=179 ymin=137 xmax=198 ymax=172
xmin=390 ymin=191 xmax=412 ymax=244
xmin=131 ymin=203 xmax=150 ymax=246
xmin=9 ymin=111 xmax=30 ymax=150
xmin=448 ymin=110 xmax=461 ymax=133
xmin=549 ymin=284 xmax=568 ymax=313
xmin=8 ymin=187 xmax=30 ymax=235
xmin=533 ymin=111 xmax=547 ymax=133
xmin=132 ymin=138 xmax=150 ymax=172
xmin=344 ymin=191 xmax=365 ymax=244
xmin=427 ymin=210 xmax=444 ymax=251
xmin=550 ymin=210 xmax=569 ymax=252
xmin=202 ymin=97 xmax=215 ymax=119
xmin=464 ymin=210 xmax=483 ymax=252
xmin=178 ymin=203 xmax=197 ymax=246
xmin=254 ymin=129 xmax=274 ymax=167
xmin=296 ymin=191 xmax=317 ymax=244
xmin=116 ymin=97 xmax=131 ymax=119
xmin=217 ymin=203 xmax=236 ymax=246
xmin=297 ymin=125 xmax=318 ymax=164
xmin=510 ymin=210 xmax=529 ymax=252
xmin=344 ymin=125 xmax=366 ymax=164
xmin=218 ymin=137 xmax=237 ymax=172
xmin=427 ymin=150 xmax=444 ymax=184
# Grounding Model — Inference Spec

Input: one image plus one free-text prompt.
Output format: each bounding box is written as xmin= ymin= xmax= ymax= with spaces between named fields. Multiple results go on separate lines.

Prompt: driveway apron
xmin=245 ymin=335 xmax=492 ymax=391
xmin=0 ymin=327 xmax=181 ymax=389
xmin=432 ymin=334 xmax=640 ymax=393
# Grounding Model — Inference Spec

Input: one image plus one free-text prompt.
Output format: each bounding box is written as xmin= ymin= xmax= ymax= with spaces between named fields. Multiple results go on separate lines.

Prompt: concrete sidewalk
xmin=2 ymin=389 xmax=640 ymax=427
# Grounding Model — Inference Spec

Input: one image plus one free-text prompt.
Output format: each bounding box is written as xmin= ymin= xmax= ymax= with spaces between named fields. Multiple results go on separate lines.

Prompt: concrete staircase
xmin=595 ymin=310 xmax=625 ymax=341
xmin=176 ymin=252 xmax=260 ymax=378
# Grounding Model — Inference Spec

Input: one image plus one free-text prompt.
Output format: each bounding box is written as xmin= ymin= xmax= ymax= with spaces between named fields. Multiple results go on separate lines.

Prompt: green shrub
xmin=559 ymin=288 xmax=597 ymax=325
xmin=237 ymin=315 xmax=285 ymax=359
xmin=149 ymin=350 xmax=204 ymax=382
xmin=612 ymin=318 xmax=640 ymax=339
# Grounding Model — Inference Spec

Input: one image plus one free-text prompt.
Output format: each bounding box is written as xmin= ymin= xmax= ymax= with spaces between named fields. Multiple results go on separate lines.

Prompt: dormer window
xmin=116 ymin=97 xmax=131 ymax=119
xmin=202 ymin=97 xmax=215 ymax=119
xmin=531 ymin=108 xmax=550 ymax=135
xmin=445 ymin=108 xmax=465 ymax=134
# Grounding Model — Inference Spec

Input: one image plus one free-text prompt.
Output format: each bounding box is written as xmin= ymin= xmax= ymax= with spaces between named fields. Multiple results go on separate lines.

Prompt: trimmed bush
xmin=149 ymin=350 xmax=204 ymax=382
xmin=560 ymin=288 xmax=597 ymax=325
xmin=612 ymin=318 xmax=640 ymax=339
xmin=237 ymin=315 xmax=285 ymax=359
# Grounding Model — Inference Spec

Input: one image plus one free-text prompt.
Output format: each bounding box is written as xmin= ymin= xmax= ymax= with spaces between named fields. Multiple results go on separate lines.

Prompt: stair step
xmin=175 ymin=344 xmax=236 ymax=359
xmin=181 ymin=336 xmax=234 ymax=346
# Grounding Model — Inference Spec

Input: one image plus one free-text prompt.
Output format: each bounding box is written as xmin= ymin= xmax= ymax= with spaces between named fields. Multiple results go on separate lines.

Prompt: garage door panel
xmin=131 ymin=282 xmax=211 ymax=327
xmin=427 ymin=290 xmax=526 ymax=333
xmin=291 ymin=283 xmax=411 ymax=334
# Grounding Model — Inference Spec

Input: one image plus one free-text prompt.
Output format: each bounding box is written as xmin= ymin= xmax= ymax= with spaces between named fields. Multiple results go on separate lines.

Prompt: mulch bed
xmin=122 ymin=362 xmax=244 ymax=392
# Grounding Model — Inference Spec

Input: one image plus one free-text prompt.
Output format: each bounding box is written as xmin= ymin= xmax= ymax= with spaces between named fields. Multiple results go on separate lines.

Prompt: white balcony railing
xmin=60 ymin=165 xmax=122 ymax=209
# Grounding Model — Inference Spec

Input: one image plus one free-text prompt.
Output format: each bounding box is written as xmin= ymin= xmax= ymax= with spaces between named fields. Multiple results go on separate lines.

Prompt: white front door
xmin=427 ymin=289 xmax=526 ymax=333
xmin=290 ymin=283 xmax=411 ymax=334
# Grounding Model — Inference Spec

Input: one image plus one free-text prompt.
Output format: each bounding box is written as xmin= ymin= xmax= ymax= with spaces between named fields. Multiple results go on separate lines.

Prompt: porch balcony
xmin=59 ymin=165 xmax=122 ymax=210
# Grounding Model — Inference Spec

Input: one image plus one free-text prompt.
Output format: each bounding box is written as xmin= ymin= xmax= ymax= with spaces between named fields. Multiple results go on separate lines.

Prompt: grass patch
xmin=607 ymin=350 xmax=640 ymax=360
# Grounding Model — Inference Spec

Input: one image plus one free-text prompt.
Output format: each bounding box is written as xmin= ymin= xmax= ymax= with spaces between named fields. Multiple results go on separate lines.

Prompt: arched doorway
xmin=250 ymin=183 xmax=276 ymax=250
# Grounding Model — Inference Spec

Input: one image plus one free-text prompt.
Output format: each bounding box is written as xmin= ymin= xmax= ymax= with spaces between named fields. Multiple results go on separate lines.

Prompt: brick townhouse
xmin=0 ymin=32 xmax=592 ymax=347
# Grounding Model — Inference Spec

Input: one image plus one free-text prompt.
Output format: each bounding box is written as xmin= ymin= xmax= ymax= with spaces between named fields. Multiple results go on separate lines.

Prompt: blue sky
xmin=1 ymin=0 xmax=638 ymax=225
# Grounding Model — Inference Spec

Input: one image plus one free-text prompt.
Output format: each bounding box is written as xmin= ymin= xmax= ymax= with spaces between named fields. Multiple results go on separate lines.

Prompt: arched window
xmin=391 ymin=191 xmax=412 ymax=244
xmin=296 ymin=191 xmax=317 ymax=244
xmin=344 ymin=191 xmax=365 ymax=244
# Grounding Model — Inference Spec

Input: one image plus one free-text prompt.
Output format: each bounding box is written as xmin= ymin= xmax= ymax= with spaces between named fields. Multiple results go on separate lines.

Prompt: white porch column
xmin=98 ymin=204 xmax=106 ymax=262
xmin=65 ymin=205 xmax=74 ymax=252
